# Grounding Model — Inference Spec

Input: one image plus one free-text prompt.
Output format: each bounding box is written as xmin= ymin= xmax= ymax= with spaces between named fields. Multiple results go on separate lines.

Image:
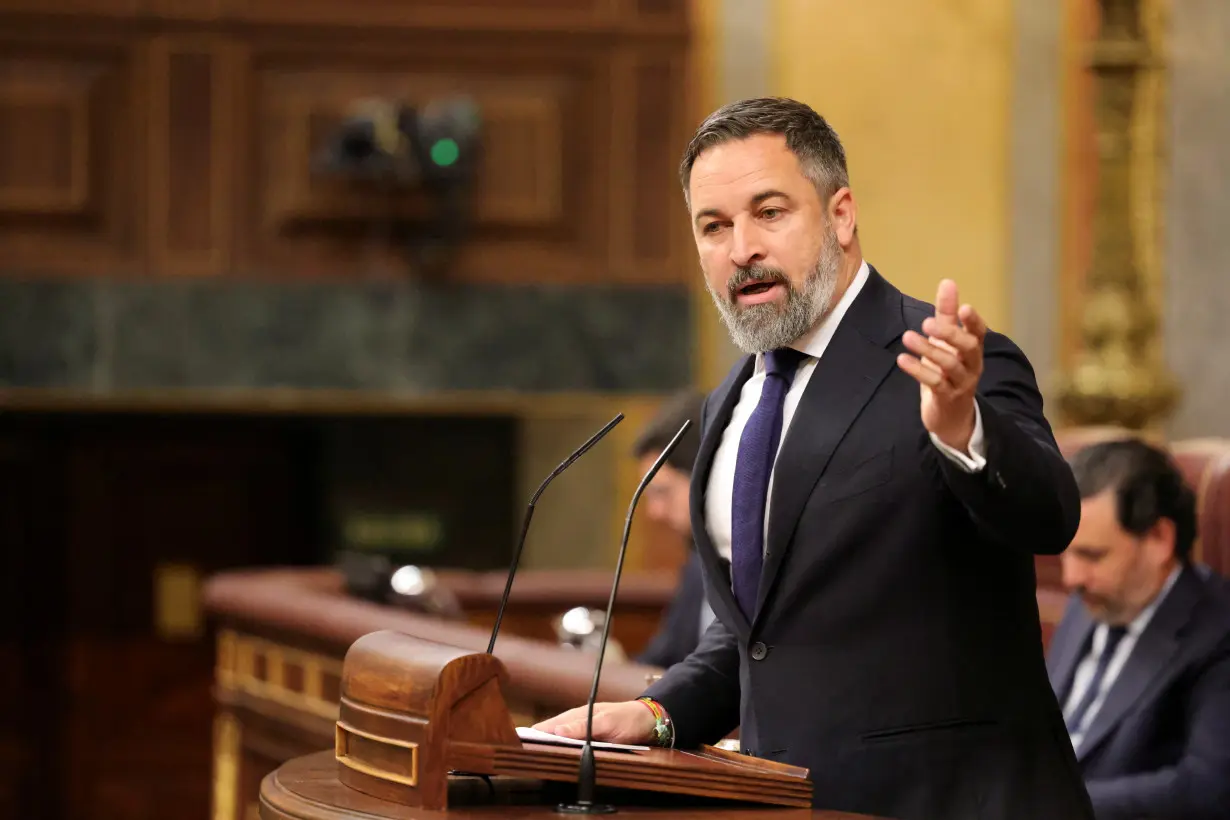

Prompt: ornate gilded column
xmin=1056 ymin=0 xmax=1180 ymax=429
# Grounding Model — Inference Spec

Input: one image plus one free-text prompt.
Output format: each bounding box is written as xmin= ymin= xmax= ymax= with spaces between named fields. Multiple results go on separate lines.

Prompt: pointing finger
xmin=935 ymin=279 xmax=960 ymax=321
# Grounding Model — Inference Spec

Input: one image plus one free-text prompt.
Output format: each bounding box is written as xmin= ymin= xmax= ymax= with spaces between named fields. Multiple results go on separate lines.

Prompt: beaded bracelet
xmin=637 ymin=697 xmax=675 ymax=748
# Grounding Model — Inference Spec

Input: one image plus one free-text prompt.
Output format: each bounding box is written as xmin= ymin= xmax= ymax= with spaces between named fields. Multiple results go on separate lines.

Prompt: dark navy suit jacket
xmin=643 ymin=267 xmax=1095 ymax=820
xmin=638 ymin=549 xmax=707 ymax=669
xmin=1047 ymin=563 xmax=1230 ymax=819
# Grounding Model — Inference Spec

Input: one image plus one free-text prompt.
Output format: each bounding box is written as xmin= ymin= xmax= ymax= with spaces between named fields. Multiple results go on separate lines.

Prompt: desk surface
xmin=260 ymin=752 xmax=890 ymax=820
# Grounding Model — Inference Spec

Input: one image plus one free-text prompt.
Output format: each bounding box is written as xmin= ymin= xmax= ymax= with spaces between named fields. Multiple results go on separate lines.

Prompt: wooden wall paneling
xmin=0 ymin=30 xmax=144 ymax=276
xmin=214 ymin=0 xmax=614 ymax=34
xmin=0 ymin=0 xmax=689 ymax=34
xmin=629 ymin=0 xmax=688 ymax=23
xmin=59 ymin=421 xmax=309 ymax=820
xmin=605 ymin=44 xmax=690 ymax=284
xmin=0 ymin=0 xmax=692 ymax=33
xmin=0 ymin=5 xmax=691 ymax=284
xmin=633 ymin=48 xmax=688 ymax=279
xmin=0 ymin=427 xmax=68 ymax=820
xmin=0 ymin=438 xmax=25 ymax=819
xmin=144 ymin=0 xmax=226 ymax=23
xmin=0 ymin=29 xmax=144 ymax=272
xmin=0 ymin=68 xmax=90 ymax=214
xmin=239 ymin=35 xmax=615 ymax=283
xmin=147 ymin=35 xmax=236 ymax=277
xmin=0 ymin=0 xmax=140 ymax=18
xmin=605 ymin=46 xmax=638 ymax=280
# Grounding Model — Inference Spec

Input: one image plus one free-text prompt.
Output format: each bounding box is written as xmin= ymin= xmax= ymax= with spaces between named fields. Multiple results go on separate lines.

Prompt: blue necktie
xmin=1065 ymin=625 xmax=1128 ymax=735
xmin=730 ymin=347 xmax=806 ymax=620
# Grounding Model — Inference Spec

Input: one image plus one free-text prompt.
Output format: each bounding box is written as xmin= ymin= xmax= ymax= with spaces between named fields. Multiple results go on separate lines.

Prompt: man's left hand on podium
xmin=532 ymin=700 xmax=656 ymax=745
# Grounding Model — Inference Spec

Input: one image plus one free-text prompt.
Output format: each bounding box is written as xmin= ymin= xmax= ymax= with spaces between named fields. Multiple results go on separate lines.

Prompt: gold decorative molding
xmin=211 ymin=712 xmax=241 ymax=820
xmin=153 ymin=562 xmax=204 ymax=640
xmin=217 ymin=631 xmax=551 ymax=720
xmin=1133 ymin=0 xmax=1169 ymax=312
xmin=215 ymin=629 xmax=343 ymax=721
xmin=336 ymin=721 xmax=420 ymax=787
xmin=1056 ymin=0 xmax=1179 ymax=429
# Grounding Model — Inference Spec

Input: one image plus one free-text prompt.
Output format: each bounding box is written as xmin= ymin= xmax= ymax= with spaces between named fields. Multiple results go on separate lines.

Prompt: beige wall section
xmin=1010 ymin=0 xmax=1064 ymax=392
xmin=770 ymin=0 xmax=1014 ymax=332
xmin=696 ymin=0 xmax=1069 ymax=399
xmin=1163 ymin=0 xmax=1230 ymax=438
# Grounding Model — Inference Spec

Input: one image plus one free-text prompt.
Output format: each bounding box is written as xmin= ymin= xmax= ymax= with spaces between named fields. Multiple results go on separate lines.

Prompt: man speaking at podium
xmin=535 ymin=97 xmax=1093 ymax=820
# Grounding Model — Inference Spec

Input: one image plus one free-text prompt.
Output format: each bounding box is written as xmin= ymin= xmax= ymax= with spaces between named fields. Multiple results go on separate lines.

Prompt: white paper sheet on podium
xmin=515 ymin=726 xmax=650 ymax=752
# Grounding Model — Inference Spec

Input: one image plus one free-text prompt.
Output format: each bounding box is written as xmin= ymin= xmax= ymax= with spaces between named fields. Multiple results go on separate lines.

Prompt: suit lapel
xmin=690 ymin=355 xmax=755 ymax=639
xmin=1076 ymin=566 xmax=1203 ymax=761
xmin=1047 ymin=597 xmax=1095 ymax=705
xmin=756 ymin=268 xmax=903 ymax=616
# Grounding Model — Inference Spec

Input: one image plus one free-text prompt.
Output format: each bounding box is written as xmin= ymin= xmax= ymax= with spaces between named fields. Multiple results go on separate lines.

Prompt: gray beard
xmin=707 ymin=230 xmax=841 ymax=354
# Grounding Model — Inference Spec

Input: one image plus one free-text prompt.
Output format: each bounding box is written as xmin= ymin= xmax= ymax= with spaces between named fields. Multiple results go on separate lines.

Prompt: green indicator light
xmin=430 ymin=138 xmax=460 ymax=167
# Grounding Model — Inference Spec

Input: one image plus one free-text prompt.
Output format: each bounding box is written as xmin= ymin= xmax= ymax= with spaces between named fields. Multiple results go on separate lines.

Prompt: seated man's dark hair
xmin=1069 ymin=438 xmax=1198 ymax=561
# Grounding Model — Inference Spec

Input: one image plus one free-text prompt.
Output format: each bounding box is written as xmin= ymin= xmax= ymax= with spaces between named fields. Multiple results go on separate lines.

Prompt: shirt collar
xmin=1128 ymin=564 xmax=1182 ymax=636
xmin=1094 ymin=564 xmax=1183 ymax=650
xmin=754 ymin=258 xmax=870 ymax=373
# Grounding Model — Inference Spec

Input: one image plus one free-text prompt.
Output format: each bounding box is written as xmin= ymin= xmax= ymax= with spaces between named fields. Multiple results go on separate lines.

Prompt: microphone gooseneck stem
xmin=486 ymin=502 xmax=537 ymax=655
xmin=487 ymin=413 xmax=623 ymax=655
xmin=559 ymin=419 xmax=691 ymax=815
xmin=577 ymin=743 xmax=597 ymax=805
xmin=583 ymin=419 xmax=691 ymax=743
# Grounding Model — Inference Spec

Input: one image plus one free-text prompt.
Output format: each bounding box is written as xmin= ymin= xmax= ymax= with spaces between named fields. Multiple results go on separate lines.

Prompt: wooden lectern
xmin=259 ymin=629 xmax=891 ymax=819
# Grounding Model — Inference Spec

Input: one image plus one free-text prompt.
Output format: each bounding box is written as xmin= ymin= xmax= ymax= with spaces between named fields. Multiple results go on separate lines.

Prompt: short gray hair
xmin=679 ymin=97 xmax=850 ymax=210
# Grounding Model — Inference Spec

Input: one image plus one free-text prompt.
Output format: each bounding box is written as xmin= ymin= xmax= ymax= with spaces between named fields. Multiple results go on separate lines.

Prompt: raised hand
xmin=532 ymin=701 xmax=656 ymax=745
xmin=896 ymin=279 xmax=986 ymax=454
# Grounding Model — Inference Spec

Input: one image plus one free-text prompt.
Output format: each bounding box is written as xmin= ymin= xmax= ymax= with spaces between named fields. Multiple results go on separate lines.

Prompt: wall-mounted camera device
xmin=314 ymin=96 xmax=482 ymax=274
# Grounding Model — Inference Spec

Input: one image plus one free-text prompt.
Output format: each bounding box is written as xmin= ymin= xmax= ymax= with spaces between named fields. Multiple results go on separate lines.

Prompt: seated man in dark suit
xmin=1048 ymin=438 xmax=1230 ymax=819
xmin=631 ymin=390 xmax=713 ymax=669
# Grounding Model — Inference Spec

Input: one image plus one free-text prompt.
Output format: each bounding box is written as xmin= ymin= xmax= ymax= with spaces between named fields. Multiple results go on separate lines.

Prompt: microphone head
xmin=388 ymin=564 xmax=465 ymax=619
xmin=553 ymin=607 xmax=627 ymax=662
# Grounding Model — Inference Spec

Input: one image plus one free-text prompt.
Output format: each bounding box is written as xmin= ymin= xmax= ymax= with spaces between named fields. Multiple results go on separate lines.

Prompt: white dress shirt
xmin=704 ymin=259 xmax=986 ymax=561
xmin=1064 ymin=566 xmax=1182 ymax=750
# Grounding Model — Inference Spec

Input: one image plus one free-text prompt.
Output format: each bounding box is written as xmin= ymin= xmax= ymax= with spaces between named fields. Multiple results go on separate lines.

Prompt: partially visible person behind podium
xmin=536 ymin=97 xmax=1095 ymax=820
xmin=1047 ymin=438 xmax=1230 ymax=820
xmin=632 ymin=390 xmax=713 ymax=669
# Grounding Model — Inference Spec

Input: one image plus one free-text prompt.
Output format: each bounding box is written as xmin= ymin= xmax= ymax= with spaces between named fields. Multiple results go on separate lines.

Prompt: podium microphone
xmin=486 ymin=413 xmax=624 ymax=655
xmin=557 ymin=419 xmax=693 ymax=815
